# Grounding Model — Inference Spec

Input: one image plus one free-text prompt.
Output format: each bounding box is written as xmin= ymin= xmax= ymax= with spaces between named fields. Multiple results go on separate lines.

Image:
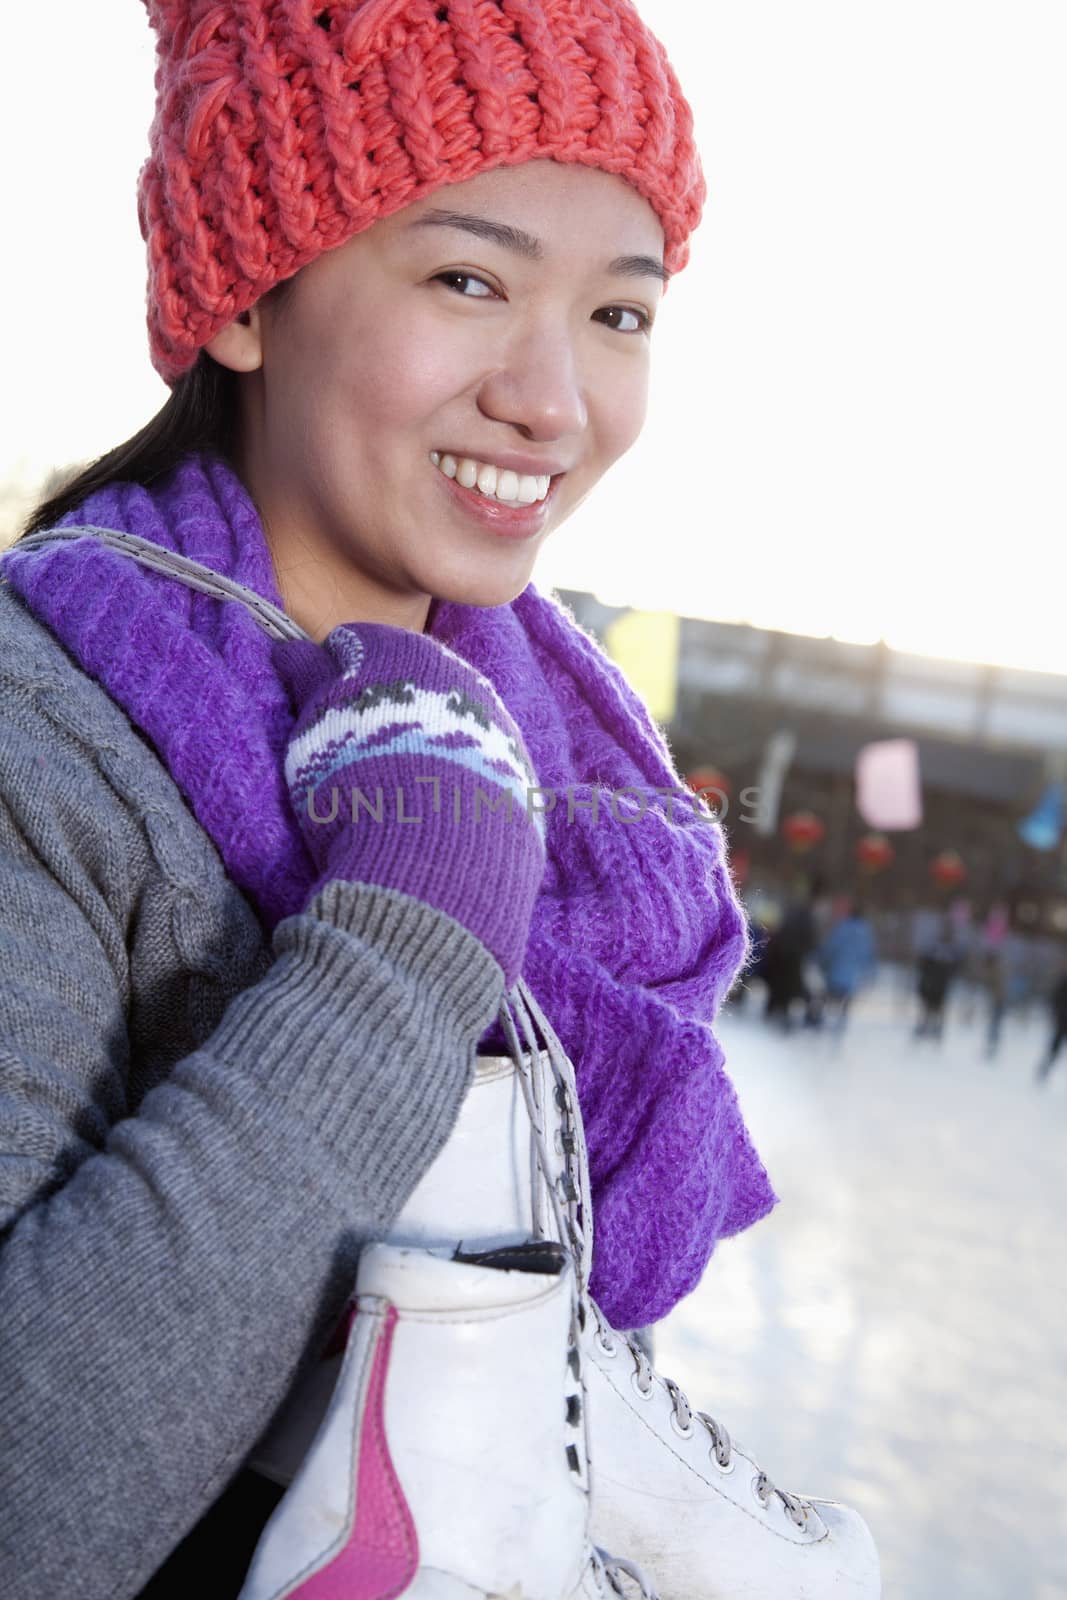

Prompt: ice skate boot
xmin=252 ymin=980 xmax=879 ymax=1598
xmin=579 ymin=1296 xmax=879 ymax=1599
xmin=497 ymin=985 xmax=882 ymax=1600
xmin=239 ymin=1241 xmax=657 ymax=1600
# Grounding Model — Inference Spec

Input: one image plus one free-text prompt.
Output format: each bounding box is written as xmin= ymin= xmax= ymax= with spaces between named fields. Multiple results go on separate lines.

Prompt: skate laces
xmin=498 ymin=980 xmax=593 ymax=1296
xmin=587 ymin=1300 xmax=809 ymax=1529
xmin=499 ymin=981 xmax=811 ymax=1536
xmin=591 ymin=1546 xmax=659 ymax=1598
xmin=498 ymin=981 xmax=593 ymax=1495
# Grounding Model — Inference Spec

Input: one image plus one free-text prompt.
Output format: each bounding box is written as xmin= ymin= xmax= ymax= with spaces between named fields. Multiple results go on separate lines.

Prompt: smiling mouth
xmin=430 ymin=451 xmax=556 ymax=507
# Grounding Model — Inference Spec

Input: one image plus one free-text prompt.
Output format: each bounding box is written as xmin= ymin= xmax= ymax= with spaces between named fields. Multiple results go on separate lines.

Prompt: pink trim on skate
xmin=290 ymin=1305 xmax=419 ymax=1599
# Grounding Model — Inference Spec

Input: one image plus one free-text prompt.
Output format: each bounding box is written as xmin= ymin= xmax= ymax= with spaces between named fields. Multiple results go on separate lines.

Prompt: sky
xmin=3 ymin=2 xmax=1065 ymax=675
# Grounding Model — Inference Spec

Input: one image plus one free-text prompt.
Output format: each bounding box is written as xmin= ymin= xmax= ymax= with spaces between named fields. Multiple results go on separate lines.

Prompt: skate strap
xmin=12 ymin=525 xmax=313 ymax=642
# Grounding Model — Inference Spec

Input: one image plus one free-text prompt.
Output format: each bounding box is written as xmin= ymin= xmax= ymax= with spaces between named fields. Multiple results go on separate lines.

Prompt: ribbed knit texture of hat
xmin=138 ymin=0 xmax=706 ymax=382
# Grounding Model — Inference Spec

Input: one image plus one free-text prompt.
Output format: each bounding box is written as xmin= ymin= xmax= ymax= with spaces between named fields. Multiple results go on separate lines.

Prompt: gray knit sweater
xmin=0 ymin=583 xmax=503 ymax=1598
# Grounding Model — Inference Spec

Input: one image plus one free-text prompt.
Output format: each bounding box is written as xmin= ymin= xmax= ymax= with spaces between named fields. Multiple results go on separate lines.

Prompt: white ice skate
xmin=252 ymin=981 xmax=880 ymax=1599
xmin=495 ymin=984 xmax=880 ymax=1600
xmin=240 ymin=1241 xmax=656 ymax=1600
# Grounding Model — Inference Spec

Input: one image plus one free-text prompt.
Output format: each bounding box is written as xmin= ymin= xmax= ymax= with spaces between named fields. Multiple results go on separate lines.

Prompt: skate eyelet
xmin=710 ymin=1446 xmax=735 ymax=1475
xmin=630 ymin=1371 xmax=655 ymax=1401
xmin=595 ymin=1330 xmax=618 ymax=1357
xmin=751 ymin=1476 xmax=772 ymax=1510
xmin=669 ymin=1411 xmax=694 ymax=1439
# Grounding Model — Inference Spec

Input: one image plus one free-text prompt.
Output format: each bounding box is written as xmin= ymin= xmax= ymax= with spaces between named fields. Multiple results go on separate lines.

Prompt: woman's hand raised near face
xmin=274 ymin=624 xmax=546 ymax=989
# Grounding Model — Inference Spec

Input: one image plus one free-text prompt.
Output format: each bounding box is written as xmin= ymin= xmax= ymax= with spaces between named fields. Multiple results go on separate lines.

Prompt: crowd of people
xmin=738 ymin=886 xmax=1067 ymax=1080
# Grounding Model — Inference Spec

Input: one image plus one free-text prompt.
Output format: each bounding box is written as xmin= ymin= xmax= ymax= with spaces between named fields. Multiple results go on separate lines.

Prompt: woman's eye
xmin=596 ymin=306 xmax=652 ymax=335
xmin=433 ymin=270 xmax=497 ymax=298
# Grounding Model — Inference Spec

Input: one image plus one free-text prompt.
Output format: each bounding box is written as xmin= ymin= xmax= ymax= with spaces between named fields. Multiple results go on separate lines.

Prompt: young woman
xmin=0 ymin=3 xmax=876 ymax=1597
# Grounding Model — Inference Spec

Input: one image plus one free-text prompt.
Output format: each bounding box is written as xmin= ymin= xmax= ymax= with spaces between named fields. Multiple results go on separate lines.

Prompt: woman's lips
xmin=432 ymin=460 xmax=561 ymax=540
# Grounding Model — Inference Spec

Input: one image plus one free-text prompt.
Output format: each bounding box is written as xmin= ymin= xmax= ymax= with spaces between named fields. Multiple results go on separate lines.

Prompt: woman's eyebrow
xmin=408 ymin=208 xmax=670 ymax=283
xmin=411 ymin=209 xmax=541 ymax=259
xmin=607 ymin=252 xmax=670 ymax=285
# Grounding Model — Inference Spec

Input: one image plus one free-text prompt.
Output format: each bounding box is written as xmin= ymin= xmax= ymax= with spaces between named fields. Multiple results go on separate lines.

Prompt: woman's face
xmin=224 ymin=160 xmax=665 ymax=638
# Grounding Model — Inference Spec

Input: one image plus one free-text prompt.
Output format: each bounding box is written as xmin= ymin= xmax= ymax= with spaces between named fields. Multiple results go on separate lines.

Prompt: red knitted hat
xmin=138 ymin=0 xmax=706 ymax=384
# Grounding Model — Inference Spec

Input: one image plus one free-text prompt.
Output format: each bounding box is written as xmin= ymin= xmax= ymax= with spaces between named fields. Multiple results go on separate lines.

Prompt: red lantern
xmin=930 ymin=849 xmax=966 ymax=888
xmin=781 ymin=810 xmax=826 ymax=852
xmin=856 ymin=832 xmax=894 ymax=873
xmin=685 ymin=767 xmax=731 ymax=818
xmin=686 ymin=766 xmax=732 ymax=796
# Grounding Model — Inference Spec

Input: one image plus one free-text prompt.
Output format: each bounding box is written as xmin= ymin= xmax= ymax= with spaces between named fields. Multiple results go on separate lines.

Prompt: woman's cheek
xmin=349 ymin=329 xmax=461 ymax=418
xmin=612 ymin=367 xmax=652 ymax=460
xmin=588 ymin=402 xmax=646 ymax=483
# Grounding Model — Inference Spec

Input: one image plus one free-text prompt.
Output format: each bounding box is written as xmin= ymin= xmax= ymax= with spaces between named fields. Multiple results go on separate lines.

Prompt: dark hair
xmin=18 ymin=278 xmax=295 ymax=542
xmin=18 ymin=357 xmax=237 ymax=539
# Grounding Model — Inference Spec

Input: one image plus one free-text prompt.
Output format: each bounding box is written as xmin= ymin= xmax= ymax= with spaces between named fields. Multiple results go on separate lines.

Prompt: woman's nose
xmin=475 ymin=325 xmax=589 ymax=442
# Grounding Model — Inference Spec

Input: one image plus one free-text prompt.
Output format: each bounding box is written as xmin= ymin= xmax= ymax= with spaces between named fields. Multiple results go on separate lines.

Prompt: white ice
xmin=655 ymin=969 xmax=1067 ymax=1599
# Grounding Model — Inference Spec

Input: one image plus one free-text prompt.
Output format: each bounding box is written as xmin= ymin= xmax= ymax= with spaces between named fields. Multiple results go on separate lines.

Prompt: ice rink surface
xmin=654 ymin=973 xmax=1067 ymax=1599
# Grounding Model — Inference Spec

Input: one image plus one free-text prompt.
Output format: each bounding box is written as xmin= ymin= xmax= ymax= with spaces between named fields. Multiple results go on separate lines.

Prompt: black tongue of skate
xmin=452 ymin=1241 xmax=567 ymax=1277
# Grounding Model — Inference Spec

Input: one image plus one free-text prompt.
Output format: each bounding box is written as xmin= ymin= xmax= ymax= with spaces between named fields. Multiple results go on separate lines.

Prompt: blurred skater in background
xmin=1035 ymin=963 xmax=1067 ymax=1083
xmin=980 ymin=948 xmax=1009 ymax=1060
xmin=813 ymin=900 xmax=878 ymax=1032
xmin=914 ymin=916 xmax=962 ymax=1043
xmin=760 ymin=885 xmax=821 ymax=1032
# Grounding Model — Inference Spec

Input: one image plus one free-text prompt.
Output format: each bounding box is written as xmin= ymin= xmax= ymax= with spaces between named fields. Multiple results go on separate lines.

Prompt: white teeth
xmin=431 ymin=452 xmax=553 ymax=505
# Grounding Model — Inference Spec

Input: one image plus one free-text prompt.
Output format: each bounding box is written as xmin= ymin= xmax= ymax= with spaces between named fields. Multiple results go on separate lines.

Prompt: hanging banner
xmin=855 ymin=738 xmax=922 ymax=831
xmin=603 ymin=609 xmax=680 ymax=725
xmin=1018 ymin=783 xmax=1065 ymax=852
xmin=752 ymin=730 xmax=796 ymax=837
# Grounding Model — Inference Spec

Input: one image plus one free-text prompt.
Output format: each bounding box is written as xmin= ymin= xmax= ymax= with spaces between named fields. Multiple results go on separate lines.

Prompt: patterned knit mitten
xmin=274 ymin=623 xmax=547 ymax=988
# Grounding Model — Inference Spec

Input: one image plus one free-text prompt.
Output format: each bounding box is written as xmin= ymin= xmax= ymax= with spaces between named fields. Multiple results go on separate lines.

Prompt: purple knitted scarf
xmin=2 ymin=452 xmax=775 ymax=1326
